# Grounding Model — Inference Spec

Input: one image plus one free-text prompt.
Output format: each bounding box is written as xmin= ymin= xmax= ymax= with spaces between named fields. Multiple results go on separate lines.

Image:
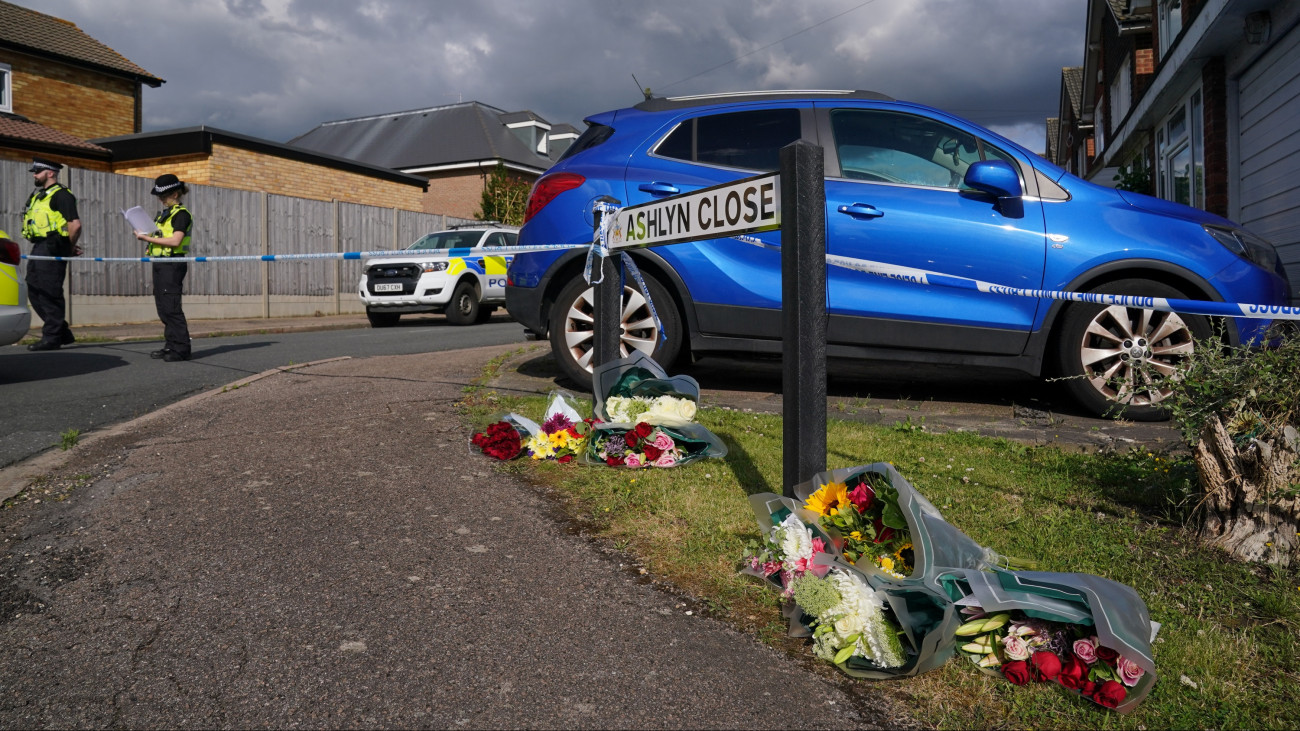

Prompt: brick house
xmin=0 ymin=0 xmax=427 ymax=209
xmin=1053 ymin=0 xmax=1300 ymax=301
xmin=288 ymin=102 xmax=579 ymax=219
xmin=0 ymin=0 xmax=161 ymax=170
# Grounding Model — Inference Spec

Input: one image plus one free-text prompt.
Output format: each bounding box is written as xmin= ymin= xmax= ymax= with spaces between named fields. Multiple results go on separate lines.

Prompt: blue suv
xmin=506 ymin=91 xmax=1290 ymax=420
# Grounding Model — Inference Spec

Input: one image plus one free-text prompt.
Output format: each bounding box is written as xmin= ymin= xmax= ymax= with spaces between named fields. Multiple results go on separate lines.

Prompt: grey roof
xmin=1046 ymin=117 xmax=1060 ymax=164
xmin=1062 ymin=67 xmax=1084 ymax=120
xmin=286 ymin=102 xmax=563 ymax=174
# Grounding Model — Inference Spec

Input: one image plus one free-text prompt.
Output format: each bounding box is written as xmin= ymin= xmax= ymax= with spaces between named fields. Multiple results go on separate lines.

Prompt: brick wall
xmin=112 ymin=146 xmax=425 ymax=210
xmin=1201 ymin=57 xmax=1229 ymax=217
xmin=1 ymin=51 xmax=138 ymax=139
xmin=423 ymin=170 xmax=489 ymax=219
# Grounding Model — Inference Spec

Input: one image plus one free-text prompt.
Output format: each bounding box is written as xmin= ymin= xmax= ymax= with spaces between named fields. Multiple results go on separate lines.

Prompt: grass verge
xmin=459 ymin=386 xmax=1300 ymax=730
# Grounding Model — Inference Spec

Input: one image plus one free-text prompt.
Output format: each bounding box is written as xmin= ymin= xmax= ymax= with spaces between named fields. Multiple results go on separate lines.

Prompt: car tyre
xmin=366 ymin=309 xmax=400 ymax=328
xmin=548 ymin=270 xmax=682 ymax=389
xmin=1054 ymin=279 xmax=1212 ymax=421
xmin=445 ymin=280 xmax=480 ymax=326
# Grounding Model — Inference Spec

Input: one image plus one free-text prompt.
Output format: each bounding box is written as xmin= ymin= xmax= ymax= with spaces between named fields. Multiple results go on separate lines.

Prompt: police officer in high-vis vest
xmin=134 ymin=174 xmax=193 ymax=361
xmin=22 ymin=157 xmax=82 ymax=351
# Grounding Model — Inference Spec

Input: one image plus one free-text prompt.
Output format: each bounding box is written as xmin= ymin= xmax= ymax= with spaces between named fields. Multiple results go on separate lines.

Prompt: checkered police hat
xmin=150 ymin=174 xmax=183 ymax=196
xmin=29 ymin=157 xmax=63 ymax=173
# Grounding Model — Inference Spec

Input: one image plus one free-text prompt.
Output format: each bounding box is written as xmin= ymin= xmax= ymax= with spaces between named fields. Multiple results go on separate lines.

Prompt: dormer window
xmin=0 ymin=63 xmax=12 ymax=114
xmin=506 ymin=119 xmax=551 ymax=155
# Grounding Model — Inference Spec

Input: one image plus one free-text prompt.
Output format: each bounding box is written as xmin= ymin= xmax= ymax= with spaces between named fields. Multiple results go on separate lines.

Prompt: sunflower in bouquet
xmin=803 ymin=472 xmax=913 ymax=578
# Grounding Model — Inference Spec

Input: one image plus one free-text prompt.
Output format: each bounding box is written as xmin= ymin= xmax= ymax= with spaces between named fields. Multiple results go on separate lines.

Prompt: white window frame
xmin=1156 ymin=86 xmax=1205 ymax=209
xmin=1110 ymin=56 xmax=1132 ymax=127
xmin=1159 ymin=0 xmax=1183 ymax=57
xmin=0 ymin=63 xmax=12 ymax=114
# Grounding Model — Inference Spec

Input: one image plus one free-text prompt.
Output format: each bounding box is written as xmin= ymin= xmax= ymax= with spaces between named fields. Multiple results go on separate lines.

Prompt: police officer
xmin=22 ymin=157 xmax=81 ymax=351
xmin=134 ymin=174 xmax=193 ymax=362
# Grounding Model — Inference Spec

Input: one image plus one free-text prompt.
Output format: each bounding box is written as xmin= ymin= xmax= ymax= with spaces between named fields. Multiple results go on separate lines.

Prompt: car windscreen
xmin=407 ymin=231 xmax=484 ymax=250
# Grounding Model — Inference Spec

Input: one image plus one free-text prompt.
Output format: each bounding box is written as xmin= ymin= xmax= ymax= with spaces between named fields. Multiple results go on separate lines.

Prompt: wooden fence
xmin=1 ymin=159 xmax=475 ymax=324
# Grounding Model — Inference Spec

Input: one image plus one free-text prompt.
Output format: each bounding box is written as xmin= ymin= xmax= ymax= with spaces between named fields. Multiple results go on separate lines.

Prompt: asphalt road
xmin=0 ymin=320 xmax=527 ymax=470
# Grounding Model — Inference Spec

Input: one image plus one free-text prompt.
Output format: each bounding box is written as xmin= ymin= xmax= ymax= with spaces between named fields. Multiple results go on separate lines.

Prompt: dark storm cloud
xmin=20 ymin=0 xmax=1084 ymax=153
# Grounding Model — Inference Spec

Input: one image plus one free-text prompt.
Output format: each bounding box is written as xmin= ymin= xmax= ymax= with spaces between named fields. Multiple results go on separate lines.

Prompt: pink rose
xmin=847 ymin=483 xmax=875 ymax=511
xmin=1116 ymin=655 xmax=1145 ymax=687
xmin=761 ymin=560 xmax=782 ymax=576
xmin=1073 ymin=637 xmax=1098 ymax=664
xmin=623 ymin=453 xmax=645 ymax=468
xmin=1001 ymin=634 xmax=1030 ymax=661
xmin=652 ymin=431 xmax=675 ymax=451
xmin=652 ymin=451 xmax=677 ymax=468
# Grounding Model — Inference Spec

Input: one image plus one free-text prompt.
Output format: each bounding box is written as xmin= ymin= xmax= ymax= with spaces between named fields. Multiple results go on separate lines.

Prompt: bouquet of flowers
xmin=470 ymin=420 xmax=524 ymax=460
xmin=470 ymin=391 xmax=592 ymax=463
xmin=583 ymin=352 xmax=727 ymax=468
xmin=955 ymin=604 xmax=1149 ymax=710
xmin=949 ymin=569 xmax=1159 ymax=712
xmin=799 ymin=471 xmax=912 ymax=578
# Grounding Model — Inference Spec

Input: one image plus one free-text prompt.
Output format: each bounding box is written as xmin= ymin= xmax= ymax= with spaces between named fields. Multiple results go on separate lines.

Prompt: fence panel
xmin=268 ymin=195 xmax=333 ymax=296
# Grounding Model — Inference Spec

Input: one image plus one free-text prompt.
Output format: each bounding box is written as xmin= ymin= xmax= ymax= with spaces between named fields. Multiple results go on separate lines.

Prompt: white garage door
xmin=1238 ymin=20 xmax=1300 ymax=303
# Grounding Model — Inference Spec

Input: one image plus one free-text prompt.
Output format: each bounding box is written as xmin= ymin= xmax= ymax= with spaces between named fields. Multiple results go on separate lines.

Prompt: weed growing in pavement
xmin=58 ymin=429 xmax=80 ymax=451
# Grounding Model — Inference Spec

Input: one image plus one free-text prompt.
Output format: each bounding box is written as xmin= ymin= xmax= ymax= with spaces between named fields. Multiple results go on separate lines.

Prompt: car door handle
xmin=837 ymin=203 xmax=884 ymax=219
xmin=638 ymin=182 xmax=681 ymax=196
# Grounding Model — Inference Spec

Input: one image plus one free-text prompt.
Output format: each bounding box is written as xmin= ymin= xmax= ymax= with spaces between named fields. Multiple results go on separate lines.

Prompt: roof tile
xmin=0 ymin=1 xmax=162 ymax=84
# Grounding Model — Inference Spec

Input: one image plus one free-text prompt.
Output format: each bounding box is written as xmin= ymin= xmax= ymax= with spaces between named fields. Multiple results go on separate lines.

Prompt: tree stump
xmin=1193 ymin=416 xmax=1299 ymax=566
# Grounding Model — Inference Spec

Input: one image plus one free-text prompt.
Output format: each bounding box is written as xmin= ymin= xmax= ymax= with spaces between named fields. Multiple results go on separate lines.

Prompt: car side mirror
xmin=964 ymin=160 xmax=1022 ymax=198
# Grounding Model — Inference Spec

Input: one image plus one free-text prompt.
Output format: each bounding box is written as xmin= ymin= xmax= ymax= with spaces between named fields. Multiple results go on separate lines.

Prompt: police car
xmin=359 ymin=224 xmax=517 ymax=327
xmin=1 ymin=230 xmax=32 ymax=347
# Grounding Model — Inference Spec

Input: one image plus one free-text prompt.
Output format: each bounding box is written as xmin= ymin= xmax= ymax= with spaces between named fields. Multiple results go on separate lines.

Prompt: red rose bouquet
xmin=470 ymin=421 xmax=523 ymax=460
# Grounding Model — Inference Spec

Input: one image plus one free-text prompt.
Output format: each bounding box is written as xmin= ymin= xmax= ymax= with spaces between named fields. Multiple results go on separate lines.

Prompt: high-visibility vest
xmin=22 ymin=184 xmax=72 ymax=241
xmin=148 ymin=203 xmax=192 ymax=257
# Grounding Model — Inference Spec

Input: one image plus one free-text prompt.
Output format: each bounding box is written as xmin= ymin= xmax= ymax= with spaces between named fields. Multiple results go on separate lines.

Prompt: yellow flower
xmin=849 ymin=531 xmax=863 ymax=541
xmin=878 ymin=555 xmax=896 ymax=572
xmin=805 ymin=481 xmax=850 ymax=517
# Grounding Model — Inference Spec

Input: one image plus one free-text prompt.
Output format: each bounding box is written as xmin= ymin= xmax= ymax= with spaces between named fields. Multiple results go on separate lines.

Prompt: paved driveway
xmin=0 ymin=345 xmax=906 ymax=729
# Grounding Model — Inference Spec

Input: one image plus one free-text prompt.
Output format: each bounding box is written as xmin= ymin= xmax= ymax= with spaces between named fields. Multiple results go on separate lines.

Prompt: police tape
xmin=21 ymin=236 xmax=1300 ymax=321
xmin=19 ymin=242 xmax=580 ymax=263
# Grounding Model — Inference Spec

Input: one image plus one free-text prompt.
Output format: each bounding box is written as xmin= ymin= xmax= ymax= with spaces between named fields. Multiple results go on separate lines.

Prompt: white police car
xmin=359 ymin=225 xmax=517 ymax=327
xmin=1 ymin=231 xmax=32 ymax=347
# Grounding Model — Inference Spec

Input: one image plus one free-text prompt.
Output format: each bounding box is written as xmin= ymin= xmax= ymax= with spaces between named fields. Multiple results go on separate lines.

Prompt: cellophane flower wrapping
xmin=584 ymin=352 xmax=727 ymax=467
xmin=743 ymin=463 xmax=1158 ymax=699
xmin=946 ymin=569 xmax=1160 ymax=713
xmin=471 ymin=391 xmax=592 ymax=463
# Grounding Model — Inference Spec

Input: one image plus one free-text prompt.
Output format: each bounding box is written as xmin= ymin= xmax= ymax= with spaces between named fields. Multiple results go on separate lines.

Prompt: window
xmin=483 ymin=232 xmax=507 ymax=248
xmin=655 ymin=108 xmax=801 ymax=171
xmin=1159 ymin=0 xmax=1183 ymax=57
xmin=828 ymin=109 xmax=1013 ymax=189
xmin=1109 ymin=56 xmax=1132 ymax=128
xmin=1156 ymin=88 xmax=1204 ymax=209
xmin=0 ymin=63 xmax=11 ymax=114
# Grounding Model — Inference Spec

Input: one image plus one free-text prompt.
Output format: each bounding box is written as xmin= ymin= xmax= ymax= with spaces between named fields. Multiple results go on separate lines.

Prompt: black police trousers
xmin=152 ymin=261 xmax=191 ymax=357
xmin=25 ymin=239 xmax=72 ymax=343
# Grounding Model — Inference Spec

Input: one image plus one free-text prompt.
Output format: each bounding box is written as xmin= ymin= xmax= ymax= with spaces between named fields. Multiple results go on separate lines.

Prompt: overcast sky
xmin=21 ymin=0 xmax=1086 ymax=155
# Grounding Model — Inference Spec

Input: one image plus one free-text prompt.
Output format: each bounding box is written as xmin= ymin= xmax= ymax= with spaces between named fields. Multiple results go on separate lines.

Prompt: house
xmin=0 ymin=0 xmax=162 ymax=170
xmin=288 ymin=102 xmax=579 ymax=219
xmin=1054 ymin=0 xmax=1300 ymax=301
xmin=0 ymin=1 xmax=427 ymax=210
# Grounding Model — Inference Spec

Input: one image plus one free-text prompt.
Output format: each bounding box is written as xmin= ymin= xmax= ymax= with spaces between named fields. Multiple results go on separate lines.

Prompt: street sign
xmin=607 ymin=173 xmax=781 ymax=250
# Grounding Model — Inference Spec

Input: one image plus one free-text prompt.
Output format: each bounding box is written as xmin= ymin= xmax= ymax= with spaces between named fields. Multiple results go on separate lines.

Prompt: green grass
xmin=460 ymin=388 xmax=1300 ymax=730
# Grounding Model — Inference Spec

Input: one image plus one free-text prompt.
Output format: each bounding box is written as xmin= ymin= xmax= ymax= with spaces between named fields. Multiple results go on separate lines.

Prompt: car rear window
xmin=655 ymin=108 xmax=801 ymax=171
xmin=557 ymin=123 xmax=615 ymax=162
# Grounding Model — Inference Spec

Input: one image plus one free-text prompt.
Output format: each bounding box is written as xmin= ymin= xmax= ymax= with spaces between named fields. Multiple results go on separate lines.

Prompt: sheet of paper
xmin=121 ymin=206 xmax=156 ymax=234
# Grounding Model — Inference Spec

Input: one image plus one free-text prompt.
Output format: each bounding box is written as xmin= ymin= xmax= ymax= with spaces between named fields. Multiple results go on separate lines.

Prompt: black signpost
xmin=590 ymin=139 xmax=827 ymax=498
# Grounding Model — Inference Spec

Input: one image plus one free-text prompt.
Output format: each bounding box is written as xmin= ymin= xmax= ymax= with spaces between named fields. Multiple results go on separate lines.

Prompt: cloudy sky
xmin=22 ymin=0 xmax=1086 ymax=155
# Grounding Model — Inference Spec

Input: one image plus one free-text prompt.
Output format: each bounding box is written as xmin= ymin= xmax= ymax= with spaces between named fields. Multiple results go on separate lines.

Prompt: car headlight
xmin=421 ymin=261 xmax=448 ymax=273
xmin=1204 ymin=225 xmax=1280 ymax=272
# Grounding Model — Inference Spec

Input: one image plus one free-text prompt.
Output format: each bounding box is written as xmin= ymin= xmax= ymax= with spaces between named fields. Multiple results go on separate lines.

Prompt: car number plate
xmin=374 ymin=283 xmax=403 ymax=292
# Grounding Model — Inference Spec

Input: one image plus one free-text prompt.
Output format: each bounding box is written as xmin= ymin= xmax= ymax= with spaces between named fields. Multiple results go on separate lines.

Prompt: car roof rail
xmin=634 ymin=89 xmax=893 ymax=112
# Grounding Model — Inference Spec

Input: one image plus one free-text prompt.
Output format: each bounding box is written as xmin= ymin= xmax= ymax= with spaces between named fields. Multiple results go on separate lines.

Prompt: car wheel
xmin=445 ymin=280 xmax=480 ymax=326
xmin=366 ymin=309 xmax=400 ymax=328
xmin=548 ymin=271 xmax=682 ymax=388
xmin=1055 ymin=279 xmax=1212 ymax=421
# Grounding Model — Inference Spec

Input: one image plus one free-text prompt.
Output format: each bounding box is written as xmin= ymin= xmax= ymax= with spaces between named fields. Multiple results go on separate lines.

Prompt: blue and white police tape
xmin=19 ymin=242 xmax=581 ymax=263
xmin=582 ymin=200 xmax=667 ymax=345
xmin=725 ymin=233 xmax=1300 ymax=322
